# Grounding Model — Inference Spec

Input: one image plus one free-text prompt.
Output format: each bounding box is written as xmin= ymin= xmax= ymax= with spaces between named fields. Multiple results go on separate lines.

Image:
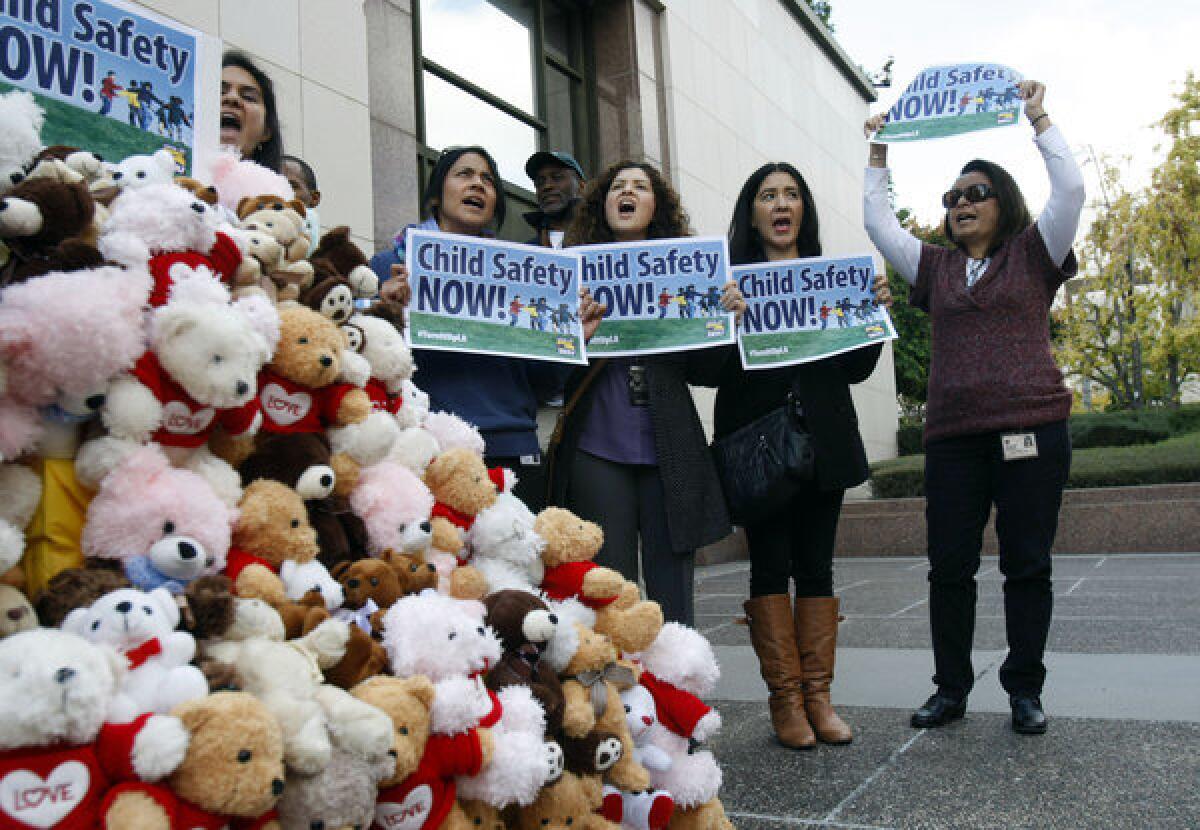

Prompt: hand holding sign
xmin=579 ymin=287 xmax=607 ymax=342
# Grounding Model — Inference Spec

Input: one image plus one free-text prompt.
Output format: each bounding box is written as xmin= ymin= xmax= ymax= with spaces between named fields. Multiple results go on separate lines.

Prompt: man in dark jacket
xmin=523 ymin=151 xmax=585 ymax=248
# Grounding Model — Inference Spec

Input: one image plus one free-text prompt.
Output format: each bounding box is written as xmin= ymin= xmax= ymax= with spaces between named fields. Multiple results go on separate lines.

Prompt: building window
xmin=415 ymin=0 xmax=592 ymax=238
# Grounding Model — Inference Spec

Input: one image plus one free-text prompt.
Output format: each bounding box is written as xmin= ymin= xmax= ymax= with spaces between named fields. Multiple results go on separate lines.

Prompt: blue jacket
xmin=369 ymin=219 xmax=570 ymax=458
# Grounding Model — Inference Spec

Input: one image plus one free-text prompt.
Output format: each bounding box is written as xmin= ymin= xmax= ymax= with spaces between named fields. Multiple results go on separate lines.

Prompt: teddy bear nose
xmin=85 ymin=394 xmax=105 ymax=411
xmin=319 ymin=355 xmax=333 ymax=368
xmin=178 ymin=541 xmax=197 ymax=560
xmin=236 ymin=380 xmax=250 ymax=396
xmin=420 ymin=521 xmax=431 ymax=533
xmin=272 ymin=778 xmax=285 ymax=796
xmin=190 ymin=202 xmax=205 ymax=213
xmin=55 ymin=667 xmax=76 ymax=684
xmin=115 ymin=601 xmax=133 ymax=613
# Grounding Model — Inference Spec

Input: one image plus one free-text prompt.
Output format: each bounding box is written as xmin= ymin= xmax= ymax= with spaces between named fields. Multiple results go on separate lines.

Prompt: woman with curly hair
xmin=550 ymin=161 xmax=744 ymax=626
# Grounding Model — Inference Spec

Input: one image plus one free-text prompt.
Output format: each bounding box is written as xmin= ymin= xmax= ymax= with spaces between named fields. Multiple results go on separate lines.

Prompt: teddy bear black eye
xmin=566 ymin=820 xmax=573 ymax=826
xmin=163 ymin=521 xmax=175 ymax=535
xmin=212 ymin=354 xmax=223 ymax=364
xmin=91 ymin=620 xmax=100 ymax=631
xmin=477 ymin=627 xmax=485 ymax=636
xmin=624 ymin=704 xmax=631 ymax=713
xmin=399 ymin=726 xmax=408 ymax=735
xmin=237 ymin=749 xmax=252 ymax=762
xmin=369 ymin=577 xmax=379 ymax=587
xmin=144 ymin=606 xmax=153 ymax=615
xmin=541 ymin=820 xmax=549 ymax=826
xmin=206 ymin=557 xmax=215 ymax=567
xmin=298 ymin=337 xmax=309 ymax=344
xmin=447 ymin=631 xmax=456 ymax=640
xmin=291 ymin=519 xmax=300 ymax=528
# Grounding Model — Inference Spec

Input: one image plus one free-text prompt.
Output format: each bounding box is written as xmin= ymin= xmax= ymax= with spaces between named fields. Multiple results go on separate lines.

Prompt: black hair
xmin=282 ymin=154 xmax=318 ymax=191
xmin=222 ymin=50 xmax=284 ymax=173
xmin=727 ymin=162 xmax=820 ymax=265
xmin=420 ymin=145 xmax=507 ymax=231
xmin=943 ymin=159 xmax=1032 ymax=255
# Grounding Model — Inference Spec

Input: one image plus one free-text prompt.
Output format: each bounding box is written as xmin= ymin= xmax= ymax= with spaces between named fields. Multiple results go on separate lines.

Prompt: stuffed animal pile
xmin=0 ymin=89 xmax=735 ymax=829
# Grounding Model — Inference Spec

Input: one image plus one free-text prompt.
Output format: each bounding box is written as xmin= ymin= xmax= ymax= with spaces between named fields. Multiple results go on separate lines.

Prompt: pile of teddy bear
xmin=0 ymin=87 xmax=736 ymax=830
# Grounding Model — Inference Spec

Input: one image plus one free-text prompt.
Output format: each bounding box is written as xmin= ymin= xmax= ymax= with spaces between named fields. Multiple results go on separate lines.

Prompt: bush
xmin=896 ymin=419 xmax=923 ymax=456
xmin=1070 ymin=418 xmax=1168 ymax=449
xmin=869 ymin=432 xmax=1200 ymax=498
xmin=1168 ymin=403 xmax=1200 ymax=435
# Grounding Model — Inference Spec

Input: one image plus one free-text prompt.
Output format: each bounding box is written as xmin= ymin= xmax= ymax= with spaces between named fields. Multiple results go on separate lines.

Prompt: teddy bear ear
xmin=401 ymin=674 xmax=435 ymax=709
xmin=153 ymin=148 xmax=177 ymax=175
xmin=232 ymin=293 xmax=281 ymax=353
xmin=148 ymin=587 xmax=181 ymax=627
xmin=171 ymin=695 xmax=214 ymax=730
xmin=329 ymin=561 xmax=351 ymax=580
xmin=287 ymin=199 xmax=306 ymax=216
xmin=236 ymin=196 xmax=256 ymax=220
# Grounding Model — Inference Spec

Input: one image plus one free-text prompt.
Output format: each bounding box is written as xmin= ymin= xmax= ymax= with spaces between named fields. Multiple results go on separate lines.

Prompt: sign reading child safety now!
xmin=877 ymin=63 xmax=1023 ymax=142
xmin=580 ymin=236 xmax=735 ymax=357
xmin=0 ymin=0 xmax=221 ymax=172
xmin=735 ymin=254 xmax=896 ymax=370
xmin=406 ymin=228 xmax=588 ymax=365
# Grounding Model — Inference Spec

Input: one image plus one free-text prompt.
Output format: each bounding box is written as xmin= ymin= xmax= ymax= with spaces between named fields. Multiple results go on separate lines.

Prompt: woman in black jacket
xmin=718 ymin=162 xmax=885 ymax=749
xmin=551 ymin=161 xmax=743 ymax=627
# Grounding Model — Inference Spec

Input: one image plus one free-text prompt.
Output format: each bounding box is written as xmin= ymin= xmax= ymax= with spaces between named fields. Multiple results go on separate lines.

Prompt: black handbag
xmin=711 ymin=393 xmax=815 ymax=525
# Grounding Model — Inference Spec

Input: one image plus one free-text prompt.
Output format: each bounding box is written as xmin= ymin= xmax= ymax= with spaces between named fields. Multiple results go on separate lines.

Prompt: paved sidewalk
xmin=698 ymin=554 xmax=1200 ymax=829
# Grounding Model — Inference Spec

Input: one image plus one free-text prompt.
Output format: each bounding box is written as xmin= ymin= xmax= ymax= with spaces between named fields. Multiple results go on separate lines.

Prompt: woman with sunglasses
xmin=863 ymin=80 xmax=1085 ymax=735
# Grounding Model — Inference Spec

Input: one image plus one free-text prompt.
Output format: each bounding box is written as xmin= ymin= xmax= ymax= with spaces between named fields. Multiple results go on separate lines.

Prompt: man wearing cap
xmin=524 ymin=151 xmax=585 ymax=248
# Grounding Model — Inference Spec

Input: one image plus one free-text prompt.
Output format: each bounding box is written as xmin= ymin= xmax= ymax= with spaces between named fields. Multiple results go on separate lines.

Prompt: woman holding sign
xmin=553 ymin=162 xmax=744 ymax=627
xmin=864 ymin=81 xmax=1085 ymax=735
xmin=716 ymin=163 xmax=885 ymax=749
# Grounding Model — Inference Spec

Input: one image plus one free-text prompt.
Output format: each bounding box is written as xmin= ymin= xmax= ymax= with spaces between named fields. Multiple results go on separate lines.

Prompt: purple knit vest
xmin=912 ymin=224 xmax=1075 ymax=445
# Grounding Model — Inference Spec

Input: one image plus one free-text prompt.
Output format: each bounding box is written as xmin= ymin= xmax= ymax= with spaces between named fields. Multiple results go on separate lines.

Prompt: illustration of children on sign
xmin=701 ymin=284 xmax=722 ymax=316
xmin=157 ymin=96 xmax=191 ymax=141
xmin=135 ymin=82 xmax=163 ymax=130
xmin=855 ymin=297 xmax=876 ymax=321
xmin=658 ymin=288 xmax=671 ymax=319
xmin=551 ymin=302 xmax=577 ymax=333
xmin=819 ymin=301 xmax=831 ymax=329
xmin=958 ymin=91 xmax=971 ymax=113
xmin=835 ymin=298 xmax=852 ymax=328
xmin=681 ymin=284 xmax=700 ymax=318
xmin=508 ymin=295 xmax=523 ymax=326
xmin=98 ymin=70 xmax=123 ymax=117
xmin=998 ymin=85 xmax=1021 ymax=108
xmin=121 ymin=81 xmax=143 ymax=126
xmin=531 ymin=297 xmax=550 ymax=331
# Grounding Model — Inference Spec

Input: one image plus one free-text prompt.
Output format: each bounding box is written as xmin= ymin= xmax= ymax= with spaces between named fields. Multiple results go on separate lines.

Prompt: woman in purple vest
xmin=863 ymin=81 xmax=1085 ymax=734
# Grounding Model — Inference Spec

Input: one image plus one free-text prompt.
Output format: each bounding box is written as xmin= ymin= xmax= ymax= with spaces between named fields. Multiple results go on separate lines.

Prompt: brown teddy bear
xmin=352 ymin=674 xmax=495 ymax=830
xmin=514 ymin=770 xmax=621 ymax=830
xmin=423 ymin=448 xmax=506 ymax=599
xmin=33 ymin=562 xmax=130 ymax=627
xmin=237 ymin=194 xmax=314 ymax=301
xmin=173 ymin=176 xmax=219 ymax=206
xmin=257 ymin=304 xmax=371 ymax=438
xmin=0 ymin=584 xmax=35 ymax=637
xmin=310 ymin=225 xmax=378 ymax=301
xmin=101 ymin=691 xmax=287 ymax=829
xmin=535 ymin=508 xmax=664 ymax=656
xmin=300 ymin=269 xmax=357 ymax=324
xmin=547 ymin=615 xmax=649 ymax=793
xmin=0 ymin=173 xmax=103 ymax=285
xmin=238 ymin=432 xmax=368 ymax=569
xmin=331 ymin=552 xmax=437 ymax=636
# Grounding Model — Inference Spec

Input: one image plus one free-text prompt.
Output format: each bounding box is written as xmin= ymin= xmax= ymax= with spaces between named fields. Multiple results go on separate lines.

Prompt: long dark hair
xmin=565 ymin=160 xmax=690 ymax=246
xmin=222 ymin=51 xmax=284 ymax=173
xmin=421 ymin=145 xmax=507 ymax=232
xmin=943 ymin=159 xmax=1032 ymax=255
xmin=728 ymin=162 xmax=820 ymax=265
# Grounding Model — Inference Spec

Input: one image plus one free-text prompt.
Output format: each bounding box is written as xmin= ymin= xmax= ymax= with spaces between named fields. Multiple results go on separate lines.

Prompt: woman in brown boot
xmin=716 ymin=163 xmax=890 ymax=748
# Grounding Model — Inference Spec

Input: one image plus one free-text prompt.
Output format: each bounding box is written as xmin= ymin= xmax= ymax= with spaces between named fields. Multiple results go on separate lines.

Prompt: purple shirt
xmin=577 ymin=359 xmax=657 ymax=465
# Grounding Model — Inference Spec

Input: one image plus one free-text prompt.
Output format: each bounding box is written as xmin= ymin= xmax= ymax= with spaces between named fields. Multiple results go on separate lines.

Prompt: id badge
xmin=1001 ymin=432 xmax=1038 ymax=461
xmin=520 ymin=454 xmax=540 ymax=466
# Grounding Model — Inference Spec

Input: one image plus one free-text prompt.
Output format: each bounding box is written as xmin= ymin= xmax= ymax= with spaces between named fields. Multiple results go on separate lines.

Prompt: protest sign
xmin=0 ymin=0 xmax=220 ymax=172
xmin=876 ymin=63 xmax=1023 ymax=142
xmin=580 ymin=236 xmax=734 ymax=357
xmin=735 ymin=254 xmax=896 ymax=369
xmin=407 ymin=228 xmax=587 ymax=365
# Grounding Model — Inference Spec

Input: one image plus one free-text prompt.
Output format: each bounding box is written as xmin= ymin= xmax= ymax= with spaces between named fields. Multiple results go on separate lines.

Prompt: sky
xmin=830 ymin=0 xmax=1200 ymax=232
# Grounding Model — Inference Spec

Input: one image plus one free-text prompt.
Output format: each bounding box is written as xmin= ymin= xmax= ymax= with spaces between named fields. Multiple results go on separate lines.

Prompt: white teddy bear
xmin=381 ymin=592 xmax=554 ymax=807
xmin=467 ymin=491 xmax=546 ymax=595
xmin=281 ymin=557 xmax=346 ymax=611
xmin=0 ymin=89 xmax=43 ymax=194
xmin=110 ymin=147 xmax=176 ymax=190
xmin=61 ymin=586 xmax=209 ymax=723
xmin=202 ymin=598 xmax=393 ymax=776
xmin=0 ymin=629 xmax=189 ymax=829
xmin=0 ymin=463 xmax=40 ymax=577
xmin=620 ymin=683 xmax=672 ymax=773
xmin=76 ymin=270 xmax=279 ymax=505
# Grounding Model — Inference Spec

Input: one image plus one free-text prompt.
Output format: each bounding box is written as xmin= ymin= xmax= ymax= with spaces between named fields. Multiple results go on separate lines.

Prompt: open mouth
xmin=954 ymin=211 xmax=977 ymax=226
xmin=617 ymin=198 xmax=637 ymax=218
xmin=220 ymin=111 xmax=242 ymax=141
xmin=772 ymin=217 xmax=792 ymax=233
xmin=461 ymin=195 xmax=485 ymax=211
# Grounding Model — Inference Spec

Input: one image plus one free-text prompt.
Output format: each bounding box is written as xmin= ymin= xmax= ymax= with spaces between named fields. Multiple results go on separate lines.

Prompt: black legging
xmin=744 ymin=483 xmax=844 ymax=598
xmin=566 ymin=449 xmax=695 ymax=626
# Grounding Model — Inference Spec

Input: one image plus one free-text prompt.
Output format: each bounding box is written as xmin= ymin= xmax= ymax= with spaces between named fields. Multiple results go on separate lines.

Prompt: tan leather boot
xmin=743 ymin=594 xmax=816 ymax=749
xmin=794 ymin=596 xmax=853 ymax=744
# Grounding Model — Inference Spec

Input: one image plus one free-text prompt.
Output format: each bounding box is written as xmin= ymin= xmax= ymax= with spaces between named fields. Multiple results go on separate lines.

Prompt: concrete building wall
xmin=652 ymin=0 xmax=899 ymax=466
xmin=132 ymin=0 xmax=377 ymax=255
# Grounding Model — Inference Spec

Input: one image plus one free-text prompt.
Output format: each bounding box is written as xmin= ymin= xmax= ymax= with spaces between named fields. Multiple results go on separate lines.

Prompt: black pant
xmin=924 ymin=420 xmax=1070 ymax=699
xmin=566 ymin=450 xmax=694 ymax=627
xmin=485 ymin=453 xmax=548 ymax=513
xmin=744 ymin=483 xmax=844 ymax=598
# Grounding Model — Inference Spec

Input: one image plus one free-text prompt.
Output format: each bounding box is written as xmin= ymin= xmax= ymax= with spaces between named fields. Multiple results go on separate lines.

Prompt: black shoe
xmin=910 ymin=692 xmax=966 ymax=728
xmin=1010 ymin=696 xmax=1047 ymax=735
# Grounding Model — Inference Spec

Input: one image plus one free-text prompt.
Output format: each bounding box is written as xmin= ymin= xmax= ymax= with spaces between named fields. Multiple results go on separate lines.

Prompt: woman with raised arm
xmin=863 ymin=81 xmax=1085 ymax=735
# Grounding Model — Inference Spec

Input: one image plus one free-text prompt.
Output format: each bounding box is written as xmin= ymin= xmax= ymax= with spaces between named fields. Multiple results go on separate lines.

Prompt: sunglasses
xmin=942 ymin=183 xmax=996 ymax=209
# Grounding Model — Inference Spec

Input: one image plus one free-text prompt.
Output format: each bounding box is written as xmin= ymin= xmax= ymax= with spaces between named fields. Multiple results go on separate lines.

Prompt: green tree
xmin=806 ymin=0 xmax=833 ymax=30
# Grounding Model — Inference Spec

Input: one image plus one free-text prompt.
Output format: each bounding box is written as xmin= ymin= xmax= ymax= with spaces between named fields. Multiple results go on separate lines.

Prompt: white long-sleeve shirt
xmin=863 ymin=125 xmax=1086 ymax=286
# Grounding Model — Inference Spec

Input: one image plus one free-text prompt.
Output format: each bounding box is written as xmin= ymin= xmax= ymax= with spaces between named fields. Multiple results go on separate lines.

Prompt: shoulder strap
xmin=548 ymin=359 xmax=609 ymax=447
